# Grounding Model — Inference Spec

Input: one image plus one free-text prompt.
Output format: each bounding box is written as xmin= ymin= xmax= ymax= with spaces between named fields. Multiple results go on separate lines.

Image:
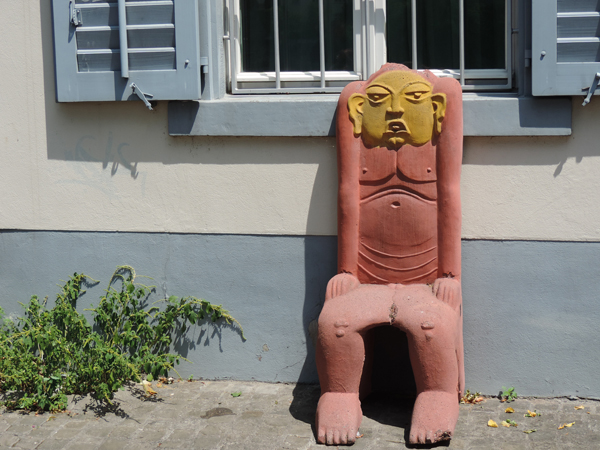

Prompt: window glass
xmin=240 ymin=0 xmax=275 ymax=72
xmin=464 ymin=0 xmax=505 ymax=69
xmin=324 ymin=0 xmax=354 ymax=71
xmin=386 ymin=0 xmax=505 ymax=70
xmin=240 ymin=0 xmax=352 ymax=72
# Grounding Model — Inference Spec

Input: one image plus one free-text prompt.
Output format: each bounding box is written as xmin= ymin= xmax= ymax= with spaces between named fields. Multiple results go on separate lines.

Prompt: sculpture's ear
xmin=431 ymin=93 xmax=447 ymax=135
xmin=348 ymin=93 xmax=366 ymax=136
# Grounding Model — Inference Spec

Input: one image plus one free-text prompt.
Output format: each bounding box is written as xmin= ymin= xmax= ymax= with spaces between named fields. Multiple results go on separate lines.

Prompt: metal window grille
xmin=227 ymin=0 xmax=512 ymax=94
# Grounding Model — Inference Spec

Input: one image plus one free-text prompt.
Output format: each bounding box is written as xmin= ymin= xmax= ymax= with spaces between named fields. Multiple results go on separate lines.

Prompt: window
xmin=51 ymin=0 xmax=573 ymax=136
xmin=228 ymin=0 xmax=512 ymax=94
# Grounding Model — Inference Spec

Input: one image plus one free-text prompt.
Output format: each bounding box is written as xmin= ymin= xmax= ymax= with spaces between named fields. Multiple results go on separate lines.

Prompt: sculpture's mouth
xmin=386 ymin=120 xmax=408 ymax=134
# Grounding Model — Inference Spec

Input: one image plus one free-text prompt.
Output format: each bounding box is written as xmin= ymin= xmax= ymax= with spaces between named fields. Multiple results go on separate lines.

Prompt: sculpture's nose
xmin=387 ymin=95 xmax=404 ymax=115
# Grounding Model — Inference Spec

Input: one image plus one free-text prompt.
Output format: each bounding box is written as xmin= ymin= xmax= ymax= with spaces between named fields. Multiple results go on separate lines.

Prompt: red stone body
xmin=315 ymin=64 xmax=464 ymax=445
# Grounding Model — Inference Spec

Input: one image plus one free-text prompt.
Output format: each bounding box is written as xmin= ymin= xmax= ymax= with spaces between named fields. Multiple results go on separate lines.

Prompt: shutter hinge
xmin=582 ymin=72 xmax=600 ymax=106
xmin=200 ymin=57 xmax=209 ymax=74
xmin=524 ymin=49 xmax=532 ymax=68
xmin=69 ymin=1 xmax=82 ymax=26
xmin=131 ymin=83 xmax=154 ymax=110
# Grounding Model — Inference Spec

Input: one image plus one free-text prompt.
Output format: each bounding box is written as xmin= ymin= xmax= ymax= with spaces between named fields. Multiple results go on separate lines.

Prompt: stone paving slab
xmin=0 ymin=381 xmax=598 ymax=449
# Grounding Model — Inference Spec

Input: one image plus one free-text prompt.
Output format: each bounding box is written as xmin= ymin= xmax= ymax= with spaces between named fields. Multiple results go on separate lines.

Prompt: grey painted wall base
xmin=1 ymin=231 xmax=598 ymax=397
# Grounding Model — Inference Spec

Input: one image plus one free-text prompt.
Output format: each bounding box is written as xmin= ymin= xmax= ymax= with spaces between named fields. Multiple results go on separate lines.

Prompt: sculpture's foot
xmin=409 ymin=391 xmax=459 ymax=445
xmin=316 ymin=392 xmax=362 ymax=445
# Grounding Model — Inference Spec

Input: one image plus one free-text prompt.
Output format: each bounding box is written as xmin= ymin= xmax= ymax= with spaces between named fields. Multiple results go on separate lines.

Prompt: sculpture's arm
xmin=336 ymin=82 xmax=363 ymax=277
xmin=434 ymin=77 xmax=463 ymax=309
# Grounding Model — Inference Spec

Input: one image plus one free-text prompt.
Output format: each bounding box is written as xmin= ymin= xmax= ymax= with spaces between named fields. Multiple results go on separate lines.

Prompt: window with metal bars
xmin=227 ymin=0 xmax=512 ymax=94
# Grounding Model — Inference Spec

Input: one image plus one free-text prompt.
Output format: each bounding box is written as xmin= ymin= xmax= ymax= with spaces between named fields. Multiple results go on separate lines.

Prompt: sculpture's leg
xmin=315 ymin=284 xmax=393 ymax=445
xmin=393 ymin=285 xmax=461 ymax=445
xmin=359 ymin=330 xmax=374 ymax=400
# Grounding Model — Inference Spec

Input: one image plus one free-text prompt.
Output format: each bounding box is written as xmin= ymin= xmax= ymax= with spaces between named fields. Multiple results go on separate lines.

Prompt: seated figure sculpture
xmin=315 ymin=64 xmax=464 ymax=446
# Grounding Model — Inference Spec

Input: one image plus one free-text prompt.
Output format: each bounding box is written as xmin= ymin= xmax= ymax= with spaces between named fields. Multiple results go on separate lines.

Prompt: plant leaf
xmin=505 ymin=407 xmax=514 ymax=413
xmin=488 ymin=420 xmax=498 ymax=428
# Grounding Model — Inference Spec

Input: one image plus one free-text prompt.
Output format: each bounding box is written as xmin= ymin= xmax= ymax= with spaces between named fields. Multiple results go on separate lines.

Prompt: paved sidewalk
xmin=0 ymin=380 xmax=598 ymax=449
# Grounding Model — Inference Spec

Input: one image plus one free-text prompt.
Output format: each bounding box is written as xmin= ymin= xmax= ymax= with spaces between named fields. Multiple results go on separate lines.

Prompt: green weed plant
xmin=0 ymin=266 xmax=244 ymax=411
xmin=500 ymin=386 xmax=518 ymax=403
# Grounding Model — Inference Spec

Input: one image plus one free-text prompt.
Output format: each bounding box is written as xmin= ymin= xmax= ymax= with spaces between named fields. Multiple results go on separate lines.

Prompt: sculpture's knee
xmin=318 ymin=307 xmax=351 ymax=339
xmin=403 ymin=317 xmax=456 ymax=345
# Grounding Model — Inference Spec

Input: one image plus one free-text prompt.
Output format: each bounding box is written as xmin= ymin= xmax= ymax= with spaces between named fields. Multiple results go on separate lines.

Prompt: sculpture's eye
xmin=366 ymin=88 xmax=390 ymax=104
xmin=403 ymin=83 xmax=431 ymax=102
xmin=404 ymin=90 xmax=429 ymax=101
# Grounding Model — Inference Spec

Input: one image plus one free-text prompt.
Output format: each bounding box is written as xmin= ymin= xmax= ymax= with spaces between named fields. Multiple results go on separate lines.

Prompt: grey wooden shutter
xmin=532 ymin=0 xmax=600 ymax=97
xmin=52 ymin=0 xmax=201 ymax=104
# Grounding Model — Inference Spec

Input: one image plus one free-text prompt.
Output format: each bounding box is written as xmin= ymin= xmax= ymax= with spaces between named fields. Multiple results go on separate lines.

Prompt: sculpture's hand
xmin=432 ymin=278 xmax=461 ymax=311
xmin=325 ymin=273 xmax=360 ymax=301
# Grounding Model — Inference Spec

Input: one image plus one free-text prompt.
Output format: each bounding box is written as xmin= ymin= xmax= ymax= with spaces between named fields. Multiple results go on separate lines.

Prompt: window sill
xmin=168 ymin=94 xmax=571 ymax=137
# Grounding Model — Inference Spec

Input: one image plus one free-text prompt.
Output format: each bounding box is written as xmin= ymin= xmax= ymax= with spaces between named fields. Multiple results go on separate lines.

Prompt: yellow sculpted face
xmin=348 ymin=71 xmax=446 ymax=149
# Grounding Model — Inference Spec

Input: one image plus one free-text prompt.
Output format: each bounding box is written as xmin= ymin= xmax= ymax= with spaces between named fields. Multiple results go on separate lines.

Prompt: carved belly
xmin=358 ymin=189 xmax=438 ymax=284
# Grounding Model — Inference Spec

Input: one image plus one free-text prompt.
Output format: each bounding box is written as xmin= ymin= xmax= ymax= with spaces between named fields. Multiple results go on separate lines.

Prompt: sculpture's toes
xmin=408 ymin=391 xmax=458 ymax=444
xmin=318 ymin=426 xmax=356 ymax=445
xmin=316 ymin=392 xmax=362 ymax=445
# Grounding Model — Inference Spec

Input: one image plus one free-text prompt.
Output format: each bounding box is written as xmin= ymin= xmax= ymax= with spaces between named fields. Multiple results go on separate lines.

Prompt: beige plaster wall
xmin=2 ymin=2 xmax=600 ymax=241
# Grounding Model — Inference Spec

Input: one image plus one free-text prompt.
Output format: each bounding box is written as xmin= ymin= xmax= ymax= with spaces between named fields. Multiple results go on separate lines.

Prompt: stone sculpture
xmin=316 ymin=64 xmax=464 ymax=445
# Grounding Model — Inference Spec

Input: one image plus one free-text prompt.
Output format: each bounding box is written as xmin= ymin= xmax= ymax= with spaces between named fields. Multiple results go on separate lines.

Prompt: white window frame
xmin=226 ymin=0 xmax=512 ymax=94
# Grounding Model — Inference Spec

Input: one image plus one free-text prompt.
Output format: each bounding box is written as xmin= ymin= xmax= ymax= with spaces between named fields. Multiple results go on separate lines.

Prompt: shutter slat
xmin=558 ymin=16 xmax=600 ymax=38
xmin=76 ymin=29 xmax=119 ymax=50
xmin=557 ymin=42 xmax=600 ymax=62
xmin=557 ymin=0 xmax=600 ymax=13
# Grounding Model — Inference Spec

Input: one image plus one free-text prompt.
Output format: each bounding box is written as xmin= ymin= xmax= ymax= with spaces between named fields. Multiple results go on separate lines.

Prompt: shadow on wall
xmin=465 ymin=97 xmax=600 ymax=177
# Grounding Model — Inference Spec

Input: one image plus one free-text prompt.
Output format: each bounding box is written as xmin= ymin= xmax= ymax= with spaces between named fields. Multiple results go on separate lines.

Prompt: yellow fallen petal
xmin=501 ymin=421 xmax=510 ymax=427
xmin=526 ymin=410 xmax=537 ymax=417
xmin=505 ymin=407 xmax=515 ymax=413
xmin=558 ymin=424 xmax=565 ymax=430
xmin=565 ymin=422 xmax=575 ymax=427
xmin=575 ymin=405 xmax=584 ymax=410
xmin=488 ymin=420 xmax=498 ymax=428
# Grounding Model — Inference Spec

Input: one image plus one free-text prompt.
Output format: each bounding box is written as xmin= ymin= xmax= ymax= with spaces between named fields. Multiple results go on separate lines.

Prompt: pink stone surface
xmin=316 ymin=64 xmax=464 ymax=445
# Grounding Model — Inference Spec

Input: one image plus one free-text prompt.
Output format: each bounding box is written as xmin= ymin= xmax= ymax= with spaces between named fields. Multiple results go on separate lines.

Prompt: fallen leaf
xmin=156 ymin=382 xmax=163 ymax=388
xmin=524 ymin=410 xmax=539 ymax=418
xmin=558 ymin=424 xmax=564 ymax=430
xmin=565 ymin=422 xmax=575 ymax=427
xmin=47 ymin=416 xmax=56 ymax=422
xmin=587 ymin=412 xmax=591 ymax=414
xmin=575 ymin=405 xmax=585 ymax=410
xmin=505 ymin=407 xmax=515 ymax=413
xmin=488 ymin=419 xmax=498 ymax=428
xmin=231 ymin=391 xmax=242 ymax=397
xmin=142 ymin=380 xmax=157 ymax=396
xmin=501 ymin=421 xmax=511 ymax=427
xmin=523 ymin=429 xmax=536 ymax=434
